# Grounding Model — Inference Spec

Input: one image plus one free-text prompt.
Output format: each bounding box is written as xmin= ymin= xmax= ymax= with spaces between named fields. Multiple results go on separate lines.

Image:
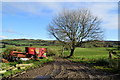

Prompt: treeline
xmin=80 ymin=40 xmax=120 ymax=48
xmin=1 ymin=39 xmax=61 ymax=47
xmin=1 ymin=39 xmax=120 ymax=48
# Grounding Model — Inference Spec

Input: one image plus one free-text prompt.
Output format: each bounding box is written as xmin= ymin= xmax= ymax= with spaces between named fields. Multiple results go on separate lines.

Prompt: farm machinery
xmin=7 ymin=47 xmax=47 ymax=61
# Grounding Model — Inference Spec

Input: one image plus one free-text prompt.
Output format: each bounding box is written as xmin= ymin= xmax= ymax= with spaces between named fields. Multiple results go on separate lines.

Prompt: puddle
xmin=52 ymin=69 xmax=61 ymax=75
xmin=33 ymin=75 xmax=51 ymax=80
xmin=33 ymin=69 xmax=61 ymax=80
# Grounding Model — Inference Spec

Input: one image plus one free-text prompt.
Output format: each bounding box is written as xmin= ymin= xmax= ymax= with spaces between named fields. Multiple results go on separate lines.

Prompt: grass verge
xmin=68 ymin=57 xmax=120 ymax=74
xmin=1 ymin=57 xmax=54 ymax=78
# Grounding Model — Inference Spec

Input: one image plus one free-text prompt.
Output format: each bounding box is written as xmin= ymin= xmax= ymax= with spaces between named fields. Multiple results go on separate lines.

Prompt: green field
xmin=63 ymin=47 xmax=109 ymax=59
xmin=1 ymin=45 xmax=112 ymax=59
xmin=1 ymin=45 xmax=61 ymax=51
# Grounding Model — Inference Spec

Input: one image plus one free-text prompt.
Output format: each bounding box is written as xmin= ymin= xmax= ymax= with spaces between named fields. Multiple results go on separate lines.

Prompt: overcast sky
xmin=0 ymin=0 xmax=119 ymax=41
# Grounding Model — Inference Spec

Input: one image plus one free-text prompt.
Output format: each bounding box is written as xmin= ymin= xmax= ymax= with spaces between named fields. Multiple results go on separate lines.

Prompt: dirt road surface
xmin=3 ymin=58 xmax=120 ymax=80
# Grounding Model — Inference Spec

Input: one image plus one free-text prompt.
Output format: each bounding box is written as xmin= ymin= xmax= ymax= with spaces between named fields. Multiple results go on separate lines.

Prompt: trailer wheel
xmin=39 ymin=57 xmax=43 ymax=59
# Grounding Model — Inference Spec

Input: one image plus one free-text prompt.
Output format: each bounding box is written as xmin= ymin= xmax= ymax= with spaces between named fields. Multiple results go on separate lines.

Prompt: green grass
xmin=64 ymin=47 xmax=108 ymax=59
xmin=67 ymin=47 xmax=118 ymax=64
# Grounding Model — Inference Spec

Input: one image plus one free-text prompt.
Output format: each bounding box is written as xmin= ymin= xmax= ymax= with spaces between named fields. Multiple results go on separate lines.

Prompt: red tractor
xmin=9 ymin=47 xmax=47 ymax=61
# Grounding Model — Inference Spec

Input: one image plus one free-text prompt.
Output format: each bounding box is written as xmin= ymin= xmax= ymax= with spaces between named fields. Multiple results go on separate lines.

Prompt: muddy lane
xmin=6 ymin=58 xmax=120 ymax=80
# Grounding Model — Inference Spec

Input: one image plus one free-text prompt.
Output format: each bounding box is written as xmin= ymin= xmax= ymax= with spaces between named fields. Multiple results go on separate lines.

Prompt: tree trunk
xmin=67 ymin=48 xmax=75 ymax=58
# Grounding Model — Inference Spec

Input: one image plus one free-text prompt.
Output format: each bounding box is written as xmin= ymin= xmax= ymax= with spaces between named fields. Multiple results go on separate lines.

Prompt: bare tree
xmin=48 ymin=9 xmax=103 ymax=58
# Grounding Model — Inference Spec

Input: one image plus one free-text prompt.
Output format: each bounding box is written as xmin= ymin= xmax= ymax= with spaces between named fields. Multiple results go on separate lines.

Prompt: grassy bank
xmin=1 ymin=57 xmax=54 ymax=77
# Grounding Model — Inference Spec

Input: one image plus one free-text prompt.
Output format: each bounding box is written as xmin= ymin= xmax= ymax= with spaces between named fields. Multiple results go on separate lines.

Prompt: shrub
xmin=2 ymin=46 xmax=24 ymax=59
xmin=109 ymin=59 xmax=120 ymax=70
xmin=95 ymin=58 xmax=109 ymax=66
xmin=47 ymin=48 xmax=59 ymax=57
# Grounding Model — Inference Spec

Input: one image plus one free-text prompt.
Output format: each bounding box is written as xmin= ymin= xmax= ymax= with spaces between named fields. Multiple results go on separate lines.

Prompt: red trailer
xmin=25 ymin=47 xmax=47 ymax=58
xmin=9 ymin=47 xmax=47 ymax=61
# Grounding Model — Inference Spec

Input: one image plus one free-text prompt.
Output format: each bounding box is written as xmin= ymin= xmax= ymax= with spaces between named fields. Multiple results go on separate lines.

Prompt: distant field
xmin=1 ymin=45 xmax=61 ymax=52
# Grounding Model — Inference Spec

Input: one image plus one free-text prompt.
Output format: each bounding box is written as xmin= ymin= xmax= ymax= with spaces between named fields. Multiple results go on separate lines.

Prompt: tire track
xmin=50 ymin=61 xmax=62 ymax=78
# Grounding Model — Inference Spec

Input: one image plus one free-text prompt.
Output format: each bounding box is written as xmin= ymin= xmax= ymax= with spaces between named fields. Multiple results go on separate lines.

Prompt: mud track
xmin=4 ymin=58 xmax=120 ymax=80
